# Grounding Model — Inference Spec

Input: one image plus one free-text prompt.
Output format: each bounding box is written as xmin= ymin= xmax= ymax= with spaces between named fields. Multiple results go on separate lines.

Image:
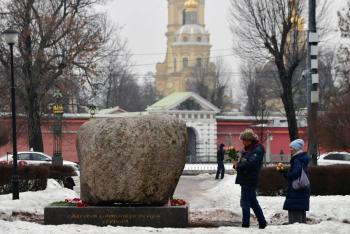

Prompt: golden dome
xmin=289 ymin=0 xmax=304 ymax=31
xmin=184 ymin=0 xmax=198 ymax=10
xmin=291 ymin=9 xmax=304 ymax=31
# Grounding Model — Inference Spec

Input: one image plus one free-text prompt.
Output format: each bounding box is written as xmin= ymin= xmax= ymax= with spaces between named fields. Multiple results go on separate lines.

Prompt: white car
xmin=0 ymin=151 xmax=80 ymax=174
xmin=318 ymin=152 xmax=350 ymax=166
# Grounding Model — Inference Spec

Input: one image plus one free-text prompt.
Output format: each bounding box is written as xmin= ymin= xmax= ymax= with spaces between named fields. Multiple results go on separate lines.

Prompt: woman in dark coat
xmin=283 ymin=139 xmax=311 ymax=224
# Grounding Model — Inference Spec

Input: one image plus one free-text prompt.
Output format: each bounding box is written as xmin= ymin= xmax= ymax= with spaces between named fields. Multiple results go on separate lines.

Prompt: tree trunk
xmin=22 ymin=0 xmax=43 ymax=152
xmin=27 ymin=92 xmax=44 ymax=152
xmin=281 ymin=79 xmax=299 ymax=141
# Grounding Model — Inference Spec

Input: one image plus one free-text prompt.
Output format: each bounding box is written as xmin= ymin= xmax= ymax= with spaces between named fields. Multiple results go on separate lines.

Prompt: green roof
xmin=147 ymin=92 xmax=192 ymax=111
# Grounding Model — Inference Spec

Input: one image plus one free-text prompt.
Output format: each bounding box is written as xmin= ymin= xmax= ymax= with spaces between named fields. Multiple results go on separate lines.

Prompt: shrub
xmin=309 ymin=165 xmax=350 ymax=195
xmin=0 ymin=164 xmax=13 ymax=186
xmin=47 ymin=165 xmax=77 ymax=179
xmin=258 ymin=164 xmax=350 ymax=196
xmin=316 ymin=93 xmax=350 ymax=151
xmin=20 ymin=165 xmax=49 ymax=180
xmin=0 ymin=164 xmax=49 ymax=195
xmin=258 ymin=167 xmax=287 ymax=196
xmin=0 ymin=164 xmax=77 ymax=194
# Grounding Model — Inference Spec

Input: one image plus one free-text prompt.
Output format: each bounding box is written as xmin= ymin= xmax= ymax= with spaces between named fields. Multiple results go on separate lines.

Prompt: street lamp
xmin=3 ymin=28 xmax=19 ymax=200
xmin=266 ymin=131 xmax=273 ymax=163
xmin=88 ymin=104 xmax=96 ymax=119
xmin=52 ymin=90 xmax=64 ymax=166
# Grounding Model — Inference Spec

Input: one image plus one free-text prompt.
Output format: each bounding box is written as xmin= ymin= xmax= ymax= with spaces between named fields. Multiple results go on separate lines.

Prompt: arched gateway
xmin=187 ymin=127 xmax=197 ymax=163
xmin=147 ymin=92 xmax=220 ymax=162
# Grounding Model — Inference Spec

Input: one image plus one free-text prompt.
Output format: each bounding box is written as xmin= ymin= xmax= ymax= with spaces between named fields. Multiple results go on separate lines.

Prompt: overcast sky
xmin=101 ymin=0 xmax=238 ymax=75
xmin=100 ymin=0 xmax=347 ymax=98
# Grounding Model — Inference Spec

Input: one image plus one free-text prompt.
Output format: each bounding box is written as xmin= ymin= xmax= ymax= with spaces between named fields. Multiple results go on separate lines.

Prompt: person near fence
xmin=215 ymin=143 xmax=226 ymax=179
xmin=233 ymin=129 xmax=267 ymax=229
xmin=282 ymin=139 xmax=310 ymax=224
xmin=63 ymin=176 xmax=75 ymax=190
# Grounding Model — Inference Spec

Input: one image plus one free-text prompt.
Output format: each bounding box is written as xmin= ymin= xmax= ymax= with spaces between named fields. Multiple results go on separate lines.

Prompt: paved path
xmin=174 ymin=175 xmax=219 ymax=206
xmin=174 ymin=175 xmax=241 ymax=227
xmin=73 ymin=164 xmax=234 ymax=196
xmin=183 ymin=163 xmax=235 ymax=175
xmin=73 ymin=174 xmax=219 ymax=199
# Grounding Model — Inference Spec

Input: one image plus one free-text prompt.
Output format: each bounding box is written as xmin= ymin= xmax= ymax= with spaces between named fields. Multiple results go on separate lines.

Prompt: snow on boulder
xmin=76 ymin=115 xmax=188 ymax=205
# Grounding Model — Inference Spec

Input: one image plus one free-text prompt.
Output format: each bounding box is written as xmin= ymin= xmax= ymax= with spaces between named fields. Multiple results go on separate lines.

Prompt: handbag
xmin=292 ymin=166 xmax=310 ymax=190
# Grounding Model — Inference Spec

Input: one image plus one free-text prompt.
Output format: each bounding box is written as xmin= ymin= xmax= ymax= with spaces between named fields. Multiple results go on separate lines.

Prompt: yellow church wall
xmin=156 ymin=0 xmax=211 ymax=96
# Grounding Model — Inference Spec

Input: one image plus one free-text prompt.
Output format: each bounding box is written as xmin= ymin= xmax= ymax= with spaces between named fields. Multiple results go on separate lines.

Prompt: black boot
xmin=259 ymin=221 xmax=267 ymax=229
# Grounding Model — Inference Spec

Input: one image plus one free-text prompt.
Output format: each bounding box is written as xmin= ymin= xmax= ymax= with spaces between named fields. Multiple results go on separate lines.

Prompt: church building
xmin=155 ymin=0 xmax=213 ymax=96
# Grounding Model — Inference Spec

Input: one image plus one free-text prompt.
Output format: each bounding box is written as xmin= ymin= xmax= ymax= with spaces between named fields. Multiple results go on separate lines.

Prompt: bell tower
xmin=156 ymin=0 xmax=212 ymax=97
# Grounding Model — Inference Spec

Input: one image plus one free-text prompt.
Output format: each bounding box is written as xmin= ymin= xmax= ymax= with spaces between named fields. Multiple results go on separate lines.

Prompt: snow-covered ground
xmin=0 ymin=175 xmax=349 ymax=233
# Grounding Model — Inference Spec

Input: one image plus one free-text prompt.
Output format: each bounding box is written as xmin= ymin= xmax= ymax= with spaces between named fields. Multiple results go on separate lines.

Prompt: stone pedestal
xmin=44 ymin=205 xmax=188 ymax=228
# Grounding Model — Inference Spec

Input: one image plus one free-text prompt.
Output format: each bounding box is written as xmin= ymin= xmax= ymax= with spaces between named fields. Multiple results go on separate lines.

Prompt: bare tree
xmin=0 ymin=122 xmax=9 ymax=147
xmin=240 ymin=62 xmax=270 ymax=142
xmin=316 ymin=93 xmax=350 ymax=150
xmin=0 ymin=0 xmax=117 ymax=151
xmin=242 ymin=48 xmax=336 ymax=116
xmin=312 ymin=47 xmax=336 ymax=110
xmin=96 ymin=48 xmax=145 ymax=111
xmin=138 ymin=72 xmax=158 ymax=110
xmin=334 ymin=50 xmax=350 ymax=94
xmin=328 ymin=2 xmax=350 ymax=97
xmin=229 ymin=0 xmax=329 ymax=141
xmin=316 ymin=2 xmax=350 ymax=150
xmin=187 ymin=58 xmax=230 ymax=109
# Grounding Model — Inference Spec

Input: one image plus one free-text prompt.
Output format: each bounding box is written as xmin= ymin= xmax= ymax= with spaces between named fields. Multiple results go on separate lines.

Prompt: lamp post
xmin=266 ymin=131 xmax=273 ymax=163
xmin=3 ymin=28 xmax=19 ymax=200
xmin=88 ymin=104 xmax=96 ymax=119
xmin=52 ymin=90 xmax=64 ymax=166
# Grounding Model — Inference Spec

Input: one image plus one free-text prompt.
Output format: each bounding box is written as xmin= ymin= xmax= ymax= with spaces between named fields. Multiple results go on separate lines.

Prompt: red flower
xmin=170 ymin=199 xmax=187 ymax=206
xmin=63 ymin=198 xmax=89 ymax=208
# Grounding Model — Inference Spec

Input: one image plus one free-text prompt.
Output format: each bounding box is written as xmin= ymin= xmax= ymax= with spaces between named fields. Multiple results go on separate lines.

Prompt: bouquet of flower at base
xmin=51 ymin=198 xmax=88 ymax=208
xmin=170 ymin=198 xmax=187 ymax=206
xmin=225 ymin=146 xmax=239 ymax=162
xmin=276 ymin=163 xmax=289 ymax=173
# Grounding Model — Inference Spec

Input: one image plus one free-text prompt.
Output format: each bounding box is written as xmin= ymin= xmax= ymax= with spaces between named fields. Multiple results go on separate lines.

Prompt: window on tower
xmin=174 ymin=59 xmax=177 ymax=72
xmin=182 ymin=10 xmax=186 ymax=25
xmin=183 ymin=58 xmax=189 ymax=68
xmin=196 ymin=58 xmax=202 ymax=67
xmin=185 ymin=12 xmax=197 ymax=24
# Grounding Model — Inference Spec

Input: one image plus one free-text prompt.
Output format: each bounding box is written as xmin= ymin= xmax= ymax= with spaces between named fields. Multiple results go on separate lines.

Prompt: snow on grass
xmin=0 ymin=174 xmax=349 ymax=233
xmin=0 ymin=220 xmax=348 ymax=234
xmin=188 ymin=174 xmax=350 ymax=225
xmin=0 ymin=179 xmax=77 ymax=218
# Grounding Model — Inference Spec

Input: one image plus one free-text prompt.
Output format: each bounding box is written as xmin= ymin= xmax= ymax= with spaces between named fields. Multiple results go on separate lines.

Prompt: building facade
xmin=156 ymin=0 xmax=213 ymax=96
xmin=0 ymin=112 xmax=310 ymax=164
xmin=147 ymin=92 xmax=219 ymax=162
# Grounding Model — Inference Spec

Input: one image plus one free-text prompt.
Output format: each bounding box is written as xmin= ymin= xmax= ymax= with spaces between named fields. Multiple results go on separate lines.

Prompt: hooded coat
xmin=283 ymin=152 xmax=311 ymax=211
xmin=235 ymin=142 xmax=265 ymax=187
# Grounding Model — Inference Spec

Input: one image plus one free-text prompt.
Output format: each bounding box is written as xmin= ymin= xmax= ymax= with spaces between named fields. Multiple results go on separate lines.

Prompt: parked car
xmin=0 ymin=151 xmax=80 ymax=174
xmin=318 ymin=152 xmax=350 ymax=166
